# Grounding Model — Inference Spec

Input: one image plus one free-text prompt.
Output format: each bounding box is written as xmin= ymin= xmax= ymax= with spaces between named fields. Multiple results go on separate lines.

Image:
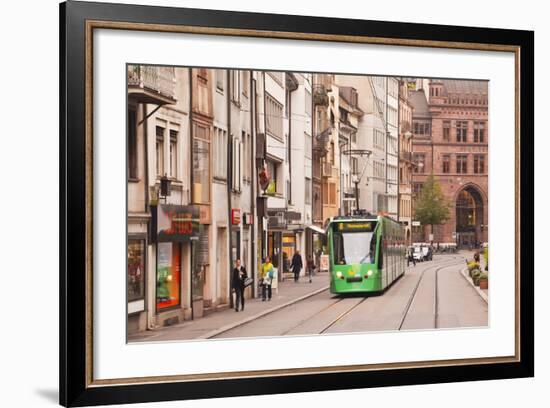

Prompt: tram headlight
xmin=367 ymin=270 xmax=374 ymax=277
xmin=336 ymin=271 xmax=343 ymax=279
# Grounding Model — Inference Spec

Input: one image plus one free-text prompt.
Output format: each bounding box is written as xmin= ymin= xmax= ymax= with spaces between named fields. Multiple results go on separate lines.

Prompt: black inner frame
xmin=60 ymin=1 xmax=534 ymax=406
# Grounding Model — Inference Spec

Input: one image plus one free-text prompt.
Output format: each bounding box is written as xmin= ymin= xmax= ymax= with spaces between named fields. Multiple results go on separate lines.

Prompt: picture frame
xmin=59 ymin=0 xmax=534 ymax=406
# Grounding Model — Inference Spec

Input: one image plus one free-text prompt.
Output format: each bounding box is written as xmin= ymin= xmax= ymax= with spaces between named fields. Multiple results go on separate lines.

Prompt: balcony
xmin=313 ymin=127 xmax=331 ymax=156
xmin=128 ymin=65 xmax=177 ymax=105
xmin=313 ymin=84 xmax=329 ymax=106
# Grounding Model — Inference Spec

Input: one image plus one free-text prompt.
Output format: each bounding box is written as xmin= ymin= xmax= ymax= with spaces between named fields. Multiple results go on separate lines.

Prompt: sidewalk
xmin=128 ymin=272 xmax=330 ymax=343
xmin=459 ymin=250 xmax=489 ymax=302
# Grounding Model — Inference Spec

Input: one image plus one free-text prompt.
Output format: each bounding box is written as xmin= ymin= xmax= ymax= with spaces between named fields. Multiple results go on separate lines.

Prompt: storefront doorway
xmin=281 ymin=234 xmax=296 ymax=277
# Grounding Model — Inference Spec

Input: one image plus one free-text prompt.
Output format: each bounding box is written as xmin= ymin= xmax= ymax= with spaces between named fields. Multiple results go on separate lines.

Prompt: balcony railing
xmin=127 ymin=65 xmax=176 ymax=105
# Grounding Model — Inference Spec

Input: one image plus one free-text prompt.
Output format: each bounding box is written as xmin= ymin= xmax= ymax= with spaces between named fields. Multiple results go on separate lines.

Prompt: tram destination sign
xmin=336 ymin=221 xmax=376 ymax=232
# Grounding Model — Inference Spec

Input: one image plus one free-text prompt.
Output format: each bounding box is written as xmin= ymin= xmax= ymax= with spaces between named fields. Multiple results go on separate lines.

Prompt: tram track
xmin=290 ymin=255 xmax=463 ymax=335
xmin=398 ymin=255 xmax=463 ymax=331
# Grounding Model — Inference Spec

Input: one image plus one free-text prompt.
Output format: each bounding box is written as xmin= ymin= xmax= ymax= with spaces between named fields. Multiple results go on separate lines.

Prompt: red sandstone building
xmin=409 ymin=79 xmax=488 ymax=247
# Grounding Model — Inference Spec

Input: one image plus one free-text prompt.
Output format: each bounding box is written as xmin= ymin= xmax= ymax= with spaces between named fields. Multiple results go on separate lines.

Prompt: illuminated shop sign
xmin=152 ymin=204 xmax=200 ymax=242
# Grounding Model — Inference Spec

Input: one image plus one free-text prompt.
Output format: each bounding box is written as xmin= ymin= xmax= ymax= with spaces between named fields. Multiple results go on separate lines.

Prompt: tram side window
xmin=379 ymin=239 xmax=384 ymax=269
xmin=333 ymin=233 xmax=344 ymax=265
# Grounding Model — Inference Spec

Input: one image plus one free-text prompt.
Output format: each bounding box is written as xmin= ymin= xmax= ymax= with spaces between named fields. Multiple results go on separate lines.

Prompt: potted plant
xmin=471 ymin=269 xmax=482 ymax=286
xmin=478 ymin=272 xmax=488 ymax=289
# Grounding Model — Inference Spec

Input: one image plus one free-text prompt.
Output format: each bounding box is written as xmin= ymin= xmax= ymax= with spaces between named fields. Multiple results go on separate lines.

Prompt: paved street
xmin=129 ymin=252 xmax=487 ymax=342
xmin=215 ymin=253 xmax=487 ymax=339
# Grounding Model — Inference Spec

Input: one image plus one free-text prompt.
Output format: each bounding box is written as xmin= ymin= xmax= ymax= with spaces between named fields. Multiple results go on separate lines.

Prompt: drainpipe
xmin=227 ymin=69 xmax=234 ymax=309
xmin=262 ymin=71 xmax=267 ymax=262
xmin=188 ymin=68 xmax=194 ymax=320
xmin=250 ymin=72 xmax=256 ymax=297
xmin=397 ymin=81 xmax=401 ymax=223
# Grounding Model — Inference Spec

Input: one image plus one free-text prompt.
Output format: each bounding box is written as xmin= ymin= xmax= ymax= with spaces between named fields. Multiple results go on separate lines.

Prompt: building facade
xmin=410 ymin=79 xmax=489 ymax=246
xmin=398 ymin=79 xmax=414 ymax=244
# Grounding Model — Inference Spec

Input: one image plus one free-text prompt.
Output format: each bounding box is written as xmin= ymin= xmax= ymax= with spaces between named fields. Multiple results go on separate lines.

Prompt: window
xmin=442 ymin=154 xmax=450 ymax=173
xmin=156 ymin=126 xmax=164 ymax=177
xmin=413 ymin=153 xmax=425 ymax=173
xmin=169 ymin=130 xmax=178 ymax=179
xmin=322 ymin=181 xmax=336 ymax=205
xmin=243 ymin=132 xmax=251 ymax=182
xmin=412 ymin=182 xmax=423 ymax=196
xmin=374 ymin=129 xmax=385 ymax=149
xmin=456 ymin=154 xmax=468 ymax=174
xmin=443 ymin=121 xmax=451 ymax=141
xmin=213 ymin=127 xmax=227 ymax=180
xmin=474 ymin=154 xmax=485 ymax=174
xmin=216 ymin=69 xmax=224 ymax=91
xmin=339 ymin=108 xmax=349 ymax=124
xmin=413 ymin=121 xmax=430 ymax=136
xmin=351 ymin=131 xmax=357 ymax=144
xmin=266 ymin=160 xmax=282 ymax=194
xmin=266 ymin=93 xmax=283 ymax=140
xmin=329 ymin=182 xmax=336 ymax=205
xmin=305 ymin=177 xmax=312 ymax=205
xmin=474 ymin=121 xmax=486 ymax=143
xmin=373 ymin=160 xmax=384 ymax=178
xmin=128 ymin=108 xmax=138 ymax=180
xmin=305 ymin=132 xmax=312 ymax=159
xmin=388 ymin=164 xmax=398 ymax=183
xmin=232 ymin=137 xmax=242 ymax=192
xmin=456 ymin=121 xmax=468 ymax=142
xmin=128 ymin=239 xmax=145 ymax=302
xmin=330 ymin=141 xmax=335 ymax=164
xmin=241 ymin=71 xmax=249 ymax=96
xmin=305 ymin=89 xmax=312 ymax=117
xmin=230 ymin=70 xmax=240 ymax=104
xmin=350 ymin=88 xmax=358 ymax=108
xmin=193 ymin=123 xmax=210 ymax=203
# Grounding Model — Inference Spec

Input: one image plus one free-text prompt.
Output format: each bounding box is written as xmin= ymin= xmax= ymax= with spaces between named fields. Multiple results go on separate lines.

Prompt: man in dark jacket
xmin=232 ymin=259 xmax=247 ymax=311
xmin=291 ymin=250 xmax=303 ymax=282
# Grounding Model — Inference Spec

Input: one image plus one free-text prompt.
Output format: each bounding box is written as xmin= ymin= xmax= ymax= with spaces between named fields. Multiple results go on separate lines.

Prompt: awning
xmin=306 ymin=225 xmax=326 ymax=235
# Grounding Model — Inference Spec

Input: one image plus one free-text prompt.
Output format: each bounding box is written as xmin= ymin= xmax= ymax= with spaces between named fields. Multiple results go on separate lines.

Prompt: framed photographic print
xmin=60 ymin=0 xmax=534 ymax=406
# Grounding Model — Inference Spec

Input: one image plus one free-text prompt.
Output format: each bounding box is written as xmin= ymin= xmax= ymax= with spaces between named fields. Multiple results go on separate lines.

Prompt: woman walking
xmin=232 ymin=259 xmax=247 ymax=312
xmin=261 ymin=256 xmax=274 ymax=301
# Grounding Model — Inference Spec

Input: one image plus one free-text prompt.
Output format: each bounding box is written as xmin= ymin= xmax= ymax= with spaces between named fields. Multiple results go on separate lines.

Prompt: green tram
xmin=327 ymin=215 xmax=407 ymax=294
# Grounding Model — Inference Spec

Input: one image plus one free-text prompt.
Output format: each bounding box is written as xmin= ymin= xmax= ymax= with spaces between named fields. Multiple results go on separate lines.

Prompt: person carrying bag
xmin=261 ymin=256 xmax=274 ymax=301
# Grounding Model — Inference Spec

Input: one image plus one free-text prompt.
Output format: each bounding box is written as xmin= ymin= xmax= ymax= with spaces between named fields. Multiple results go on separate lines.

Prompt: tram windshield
xmin=333 ymin=231 xmax=377 ymax=265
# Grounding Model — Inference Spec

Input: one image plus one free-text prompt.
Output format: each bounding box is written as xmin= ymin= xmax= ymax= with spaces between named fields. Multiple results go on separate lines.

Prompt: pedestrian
xmin=261 ymin=256 xmax=274 ymax=301
xmin=232 ymin=259 xmax=247 ymax=312
xmin=306 ymin=256 xmax=316 ymax=283
xmin=291 ymin=250 xmax=303 ymax=282
xmin=407 ymin=247 xmax=416 ymax=267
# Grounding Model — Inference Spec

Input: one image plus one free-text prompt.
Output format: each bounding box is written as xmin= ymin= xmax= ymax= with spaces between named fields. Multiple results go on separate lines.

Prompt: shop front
xmin=151 ymin=204 xmax=199 ymax=326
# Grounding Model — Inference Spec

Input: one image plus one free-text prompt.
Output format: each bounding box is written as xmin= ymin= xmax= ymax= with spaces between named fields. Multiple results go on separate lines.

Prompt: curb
xmin=198 ymin=284 xmax=330 ymax=339
xmin=459 ymin=267 xmax=488 ymax=304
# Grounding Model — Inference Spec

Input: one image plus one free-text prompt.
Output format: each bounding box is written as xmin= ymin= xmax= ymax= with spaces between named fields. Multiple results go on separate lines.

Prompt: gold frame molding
xmin=84 ymin=20 xmax=521 ymax=388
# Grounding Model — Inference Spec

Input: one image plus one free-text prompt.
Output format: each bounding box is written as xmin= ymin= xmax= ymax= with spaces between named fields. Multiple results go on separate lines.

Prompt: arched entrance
xmin=455 ymin=186 xmax=484 ymax=249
